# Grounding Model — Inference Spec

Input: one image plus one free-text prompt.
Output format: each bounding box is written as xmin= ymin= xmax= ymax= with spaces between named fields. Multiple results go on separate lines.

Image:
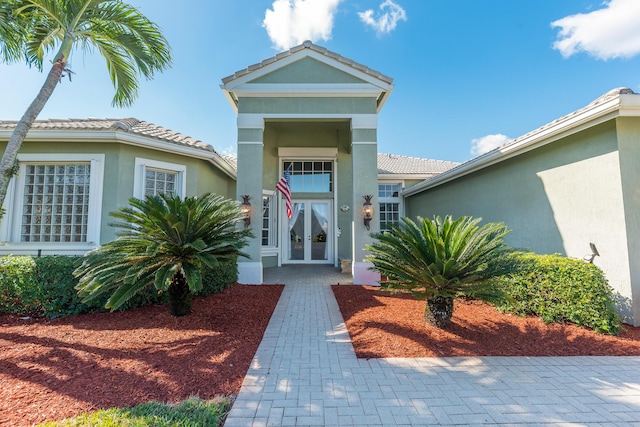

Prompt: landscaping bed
xmin=332 ymin=285 xmax=640 ymax=358
xmin=0 ymin=284 xmax=283 ymax=427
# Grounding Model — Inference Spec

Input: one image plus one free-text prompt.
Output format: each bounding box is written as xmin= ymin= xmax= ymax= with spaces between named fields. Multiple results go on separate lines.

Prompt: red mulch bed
xmin=0 ymin=284 xmax=283 ymax=427
xmin=332 ymin=285 xmax=640 ymax=359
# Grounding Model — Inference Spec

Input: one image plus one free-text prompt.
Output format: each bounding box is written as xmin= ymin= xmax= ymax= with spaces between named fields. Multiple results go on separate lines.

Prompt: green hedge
xmin=494 ymin=251 xmax=621 ymax=334
xmin=0 ymin=255 xmax=238 ymax=318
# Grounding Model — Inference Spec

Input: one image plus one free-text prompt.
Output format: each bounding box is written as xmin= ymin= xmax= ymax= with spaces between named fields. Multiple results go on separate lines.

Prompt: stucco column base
xmin=353 ymin=261 xmax=380 ymax=285
xmin=237 ymin=261 xmax=263 ymax=285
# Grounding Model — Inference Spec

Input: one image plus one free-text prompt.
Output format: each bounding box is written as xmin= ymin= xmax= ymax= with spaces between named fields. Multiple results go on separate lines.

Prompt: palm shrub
xmin=366 ymin=215 xmax=511 ymax=328
xmin=74 ymin=193 xmax=251 ymax=316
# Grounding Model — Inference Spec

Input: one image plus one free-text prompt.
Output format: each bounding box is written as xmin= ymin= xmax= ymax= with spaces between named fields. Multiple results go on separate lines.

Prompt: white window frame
xmin=261 ymin=190 xmax=278 ymax=256
xmin=0 ymin=153 xmax=105 ymax=255
xmin=378 ymin=180 xmax=404 ymax=230
xmin=133 ymin=157 xmax=186 ymax=198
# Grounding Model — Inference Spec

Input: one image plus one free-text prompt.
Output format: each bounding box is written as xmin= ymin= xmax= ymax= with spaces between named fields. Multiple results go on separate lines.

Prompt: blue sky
xmin=1 ymin=0 xmax=640 ymax=163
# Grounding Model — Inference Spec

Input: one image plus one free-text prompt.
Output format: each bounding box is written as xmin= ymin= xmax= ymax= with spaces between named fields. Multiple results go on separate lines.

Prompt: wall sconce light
xmin=241 ymin=195 xmax=251 ymax=228
xmin=583 ymin=242 xmax=599 ymax=263
xmin=363 ymin=195 xmax=374 ymax=230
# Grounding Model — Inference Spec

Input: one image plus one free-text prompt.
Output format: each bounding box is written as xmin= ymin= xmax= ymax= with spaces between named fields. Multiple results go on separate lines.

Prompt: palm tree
xmin=74 ymin=193 xmax=252 ymax=316
xmin=366 ymin=215 xmax=511 ymax=328
xmin=0 ymin=0 xmax=171 ymax=210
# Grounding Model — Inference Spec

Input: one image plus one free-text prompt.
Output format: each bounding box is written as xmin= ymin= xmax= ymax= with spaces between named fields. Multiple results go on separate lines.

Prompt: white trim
xmin=237 ymin=141 xmax=264 ymax=145
xmin=377 ymin=174 xmax=436 ymax=181
xmin=237 ymin=115 xmax=265 ymax=130
xmin=133 ymin=157 xmax=186 ymax=199
xmin=231 ymin=83 xmax=383 ymax=98
xmin=0 ymin=129 xmax=236 ymax=179
xmin=261 ymin=246 xmax=279 ymax=257
xmin=238 ymin=114 xmax=378 ymax=130
xmin=281 ymin=199 xmax=334 ymax=264
xmin=237 ymin=261 xmax=263 ymax=284
xmin=0 ymin=153 xmax=105 ymax=253
xmin=333 ymin=158 xmax=339 ymax=268
xmin=261 ymin=190 xmax=277 ymax=249
xmin=278 ymin=147 xmax=337 ymax=158
xmin=221 ymin=49 xmax=394 ymax=92
xmin=351 ymin=141 xmax=377 ymax=145
xmin=378 ymin=180 xmax=404 ymax=230
xmin=403 ymin=94 xmax=637 ymax=197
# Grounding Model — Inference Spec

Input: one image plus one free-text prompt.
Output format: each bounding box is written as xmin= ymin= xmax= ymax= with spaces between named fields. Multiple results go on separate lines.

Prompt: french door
xmin=284 ymin=200 xmax=332 ymax=263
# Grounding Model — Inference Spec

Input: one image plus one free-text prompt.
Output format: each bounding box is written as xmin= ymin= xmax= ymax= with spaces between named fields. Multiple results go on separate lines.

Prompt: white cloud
xmin=551 ymin=0 xmax=640 ymax=60
xmin=470 ymin=134 xmax=511 ymax=157
xmin=263 ymin=0 xmax=342 ymax=51
xmin=358 ymin=0 xmax=407 ymax=35
xmin=220 ymin=144 xmax=237 ymax=157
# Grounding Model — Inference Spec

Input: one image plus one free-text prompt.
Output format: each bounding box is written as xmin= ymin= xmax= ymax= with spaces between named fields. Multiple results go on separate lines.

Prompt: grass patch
xmin=37 ymin=396 xmax=230 ymax=427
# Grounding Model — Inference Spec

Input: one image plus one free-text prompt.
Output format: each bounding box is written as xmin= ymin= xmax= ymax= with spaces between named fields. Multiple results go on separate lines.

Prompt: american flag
xmin=276 ymin=166 xmax=292 ymax=219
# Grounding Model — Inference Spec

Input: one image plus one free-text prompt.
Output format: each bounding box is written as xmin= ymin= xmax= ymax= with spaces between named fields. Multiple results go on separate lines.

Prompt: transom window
xmin=283 ymin=161 xmax=333 ymax=193
xmin=21 ymin=163 xmax=90 ymax=242
xmin=378 ymin=183 xmax=401 ymax=198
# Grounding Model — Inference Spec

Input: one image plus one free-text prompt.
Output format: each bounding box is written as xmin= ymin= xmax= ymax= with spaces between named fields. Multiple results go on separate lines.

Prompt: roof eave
xmin=0 ymin=128 xmax=237 ymax=180
xmin=403 ymin=93 xmax=638 ymax=197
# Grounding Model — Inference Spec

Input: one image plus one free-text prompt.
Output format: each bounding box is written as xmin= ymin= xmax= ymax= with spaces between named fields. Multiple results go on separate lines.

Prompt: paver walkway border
xmin=224 ymin=266 xmax=640 ymax=426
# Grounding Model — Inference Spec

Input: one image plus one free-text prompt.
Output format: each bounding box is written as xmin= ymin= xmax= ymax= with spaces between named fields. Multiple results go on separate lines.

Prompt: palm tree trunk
xmin=0 ymin=41 xmax=72 ymax=213
xmin=168 ymin=270 xmax=192 ymax=316
xmin=424 ymin=296 xmax=454 ymax=328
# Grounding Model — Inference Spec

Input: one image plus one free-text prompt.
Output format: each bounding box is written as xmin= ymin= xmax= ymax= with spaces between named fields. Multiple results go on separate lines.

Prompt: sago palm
xmin=0 ymin=0 xmax=171 ymax=209
xmin=366 ymin=215 xmax=510 ymax=328
xmin=74 ymin=193 xmax=252 ymax=316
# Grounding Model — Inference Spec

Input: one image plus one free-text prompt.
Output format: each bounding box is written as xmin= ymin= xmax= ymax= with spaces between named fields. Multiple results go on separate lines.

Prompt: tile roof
xmin=220 ymin=154 xmax=237 ymax=170
xmin=222 ymin=40 xmax=393 ymax=85
xmin=467 ymin=87 xmax=636 ymax=165
xmin=377 ymin=153 xmax=459 ymax=175
xmin=220 ymin=153 xmax=459 ymax=176
xmin=0 ymin=118 xmax=216 ymax=153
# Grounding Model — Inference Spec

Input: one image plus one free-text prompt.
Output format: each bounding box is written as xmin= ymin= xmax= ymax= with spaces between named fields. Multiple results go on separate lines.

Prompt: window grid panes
xmin=379 ymin=202 xmax=400 ymax=231
xmin=145 ymin=168 xmax=177 ymax=196
xmin=283 ymin=161 xmax=333 ymax=193
xmin=262 ymin=195 xmax=273 ymax=246
xmin=378 ymin=183 xmax=401 ymax=198
xmin=21 ymin=163 xmax=90 ymax=242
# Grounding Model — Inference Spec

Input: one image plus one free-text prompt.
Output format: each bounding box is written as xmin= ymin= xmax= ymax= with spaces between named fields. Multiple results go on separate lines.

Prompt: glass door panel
xmin=288 ymin=202 xmax=305 ymax=261
xmin=285 ymin=200 xmax=332 ymax=263
xmin=311 ymin=203 xmax=329 ymax=261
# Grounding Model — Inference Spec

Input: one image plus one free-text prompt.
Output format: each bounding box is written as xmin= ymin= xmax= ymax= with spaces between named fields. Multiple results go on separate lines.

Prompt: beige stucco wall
xmin=405 ymin=120 xmax=638 ymax=324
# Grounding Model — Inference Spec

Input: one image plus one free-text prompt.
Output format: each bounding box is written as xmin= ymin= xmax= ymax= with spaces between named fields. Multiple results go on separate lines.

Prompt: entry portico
xmin=220 ymin=41 xmax=393 ymax=285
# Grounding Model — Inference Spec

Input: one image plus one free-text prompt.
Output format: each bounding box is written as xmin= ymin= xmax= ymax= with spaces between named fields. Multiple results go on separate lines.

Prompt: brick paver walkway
xmin=224 ymin=265 xmax=640 ymax=426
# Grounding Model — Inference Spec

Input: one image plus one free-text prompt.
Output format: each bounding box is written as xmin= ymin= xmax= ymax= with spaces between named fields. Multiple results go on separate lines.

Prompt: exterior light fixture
xmin=363 ymin=195 xmax=374 ymax=230
xmin=241 ymin=195 xmax=251 ymax=228
xmin=583 ymin=242 xmax=599 ymax=263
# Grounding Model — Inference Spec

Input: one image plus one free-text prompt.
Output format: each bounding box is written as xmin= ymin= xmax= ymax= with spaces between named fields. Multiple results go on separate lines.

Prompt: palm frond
xmin=75 ymin=193 xmax=252 ymax=311
xmin=367 ymin=215 xmax=511 ymax=300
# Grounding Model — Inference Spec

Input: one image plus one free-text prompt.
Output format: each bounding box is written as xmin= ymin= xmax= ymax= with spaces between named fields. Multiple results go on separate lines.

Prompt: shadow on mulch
xmin=0 ymin=284 xmax=283 ymax=427
xmin=332 ymin=285 xmax=640 ymax=358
